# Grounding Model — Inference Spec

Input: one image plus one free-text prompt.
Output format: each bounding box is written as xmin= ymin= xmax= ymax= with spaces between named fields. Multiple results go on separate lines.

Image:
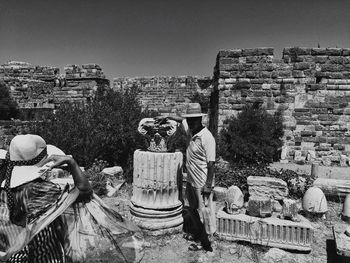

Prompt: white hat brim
xmin=1 ymin=165 xmax=52 ymax=188
xmin=1 ymin=145 xmax=67 ymax=188
xmin=181 ymin=113 xmax=207 ymax=118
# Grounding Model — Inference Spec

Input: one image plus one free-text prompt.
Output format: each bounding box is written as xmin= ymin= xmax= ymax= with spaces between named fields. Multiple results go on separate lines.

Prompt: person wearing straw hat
xmin=156 ymin=103 xmax=216 ymax=249
xmin=0 ymin=134 xmax=92 ymax=262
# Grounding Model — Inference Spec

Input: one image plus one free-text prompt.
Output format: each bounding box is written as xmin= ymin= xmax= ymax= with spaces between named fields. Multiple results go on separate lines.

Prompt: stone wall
xmin=113 ymin=76 xmax=212 ymax=116
xmin=5 ymin=47 xmax=350 ymax=166
xmin=213 ymin=47 xmax=350 ymax=166
xmin=0 ymin=61 xmax=109 ymax=120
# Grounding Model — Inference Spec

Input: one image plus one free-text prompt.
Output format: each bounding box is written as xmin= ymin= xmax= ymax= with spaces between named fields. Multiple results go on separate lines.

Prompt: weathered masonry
xmin=212 ymin=47 xmax=350 ymax=166
xmin=4 ymin=47 xmax=350 ymax=165
xmin=0 ymin=61 xmax=109 ymax=119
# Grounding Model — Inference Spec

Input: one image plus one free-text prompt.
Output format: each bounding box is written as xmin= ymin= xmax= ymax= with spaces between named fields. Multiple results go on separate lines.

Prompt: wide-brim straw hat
xmin=181 ymin=103 xmax=207 ymax=118
xmin=1 ymin=134 xmax=66 ymax=188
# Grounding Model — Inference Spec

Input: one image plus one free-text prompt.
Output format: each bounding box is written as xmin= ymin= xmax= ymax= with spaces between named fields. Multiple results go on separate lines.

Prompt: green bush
xmin=0 ymin=81 xmax=19 ymax=120
xmin=218 ymin=102 xmax=283 ymax=166
xmin=29 ymin=87 xmax=155 ymax=183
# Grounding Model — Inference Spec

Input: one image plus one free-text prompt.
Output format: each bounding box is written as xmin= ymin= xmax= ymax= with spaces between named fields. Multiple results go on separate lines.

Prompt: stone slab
xmin=333 ymin=225 xmax=350 ymax=257
xmin=216 ymin=208 xmax=313 ymax=251
xmin=247 ymin=197 xmax=272 ymax=217
xmin=247 ymin=176 xmax=288 ymax=200
xmin=313 ymin=178 xmax=350 ymax=198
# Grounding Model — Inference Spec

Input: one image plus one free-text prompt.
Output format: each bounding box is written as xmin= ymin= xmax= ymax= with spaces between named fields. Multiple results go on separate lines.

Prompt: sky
xmin=0 ymin=0 xmax=350 ymax=80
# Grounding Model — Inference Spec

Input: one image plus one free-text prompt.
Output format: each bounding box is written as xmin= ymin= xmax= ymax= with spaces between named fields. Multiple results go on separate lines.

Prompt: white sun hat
xmin=181 ymin=103 xmax=207 ymax=118
xmin=1 ymin=134 xmax=68 ymax=188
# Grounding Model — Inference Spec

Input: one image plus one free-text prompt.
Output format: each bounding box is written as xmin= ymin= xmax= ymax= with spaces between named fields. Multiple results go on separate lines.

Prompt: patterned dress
xmin=1 ymin=179 xmax=70 ymax=263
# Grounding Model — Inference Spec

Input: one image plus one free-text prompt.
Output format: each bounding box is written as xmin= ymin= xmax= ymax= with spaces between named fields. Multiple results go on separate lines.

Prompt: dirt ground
xmin=103 ymin=184 xmax=350 ymax=263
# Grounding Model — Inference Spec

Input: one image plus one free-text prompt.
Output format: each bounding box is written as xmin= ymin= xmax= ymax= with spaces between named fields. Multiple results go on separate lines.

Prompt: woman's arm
xmin=40 ymin=155 xmax=92 ymax=194
xmin=155 ymin=115 xmax=184 ymax=124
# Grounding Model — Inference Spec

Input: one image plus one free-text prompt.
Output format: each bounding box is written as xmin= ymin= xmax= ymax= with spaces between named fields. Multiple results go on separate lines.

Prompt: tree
xmin=0 ymin=82 xmax=19 ymax=120
xmin=30 ymin=86 xmax=156 ymax=182
xmin=218 ymin=102 xmax=284 ymax=166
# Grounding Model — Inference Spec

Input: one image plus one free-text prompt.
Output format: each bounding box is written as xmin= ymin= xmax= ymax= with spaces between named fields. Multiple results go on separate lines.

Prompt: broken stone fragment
xmin=333 ymin=224 xmax=350 ymax=257
xmin=302 ymin=186 xmax=328 ymax=214
xmin=102 ymin=166 xmax=123 ymax=178
xmin=247 ymin=176 xmax=288 ymax=201
xmin=272 ymin=200 xmax=282 ymax=212
xmin=224 ymin=185 xmax=244 ymax=214
xmin=213 ymin=186 xmax=227 ymax=201
xmin=247 ymin=197 xmax=272 ymax=218
xmin=342 ymin=194 xmax=350 ymax=223
xmin=282 ymin=198 xmax=299 ymax=220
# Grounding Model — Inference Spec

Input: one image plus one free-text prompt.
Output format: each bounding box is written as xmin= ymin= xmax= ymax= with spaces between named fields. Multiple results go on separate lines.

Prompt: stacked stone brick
xmin=64 ymin=64 xmax=105 ymax=79
xmin=282 ymin=47 xmax=350 ymax=166
xmin=1 ymin=61 xmax=109 ymax=120
xmin=113 ymin=76 xmax=212 ymax=116
xmin=0 ymin=61 xmax=58 ymax=80
xmin=213 ymin=47 xmax=350 ymax=166
xmin=64 ymin=64 xmax=81 ymax=79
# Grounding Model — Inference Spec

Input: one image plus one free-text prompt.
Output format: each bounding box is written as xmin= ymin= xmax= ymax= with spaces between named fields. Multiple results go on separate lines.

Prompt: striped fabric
xmin=1 ymin=180 xmax=67 ymax=262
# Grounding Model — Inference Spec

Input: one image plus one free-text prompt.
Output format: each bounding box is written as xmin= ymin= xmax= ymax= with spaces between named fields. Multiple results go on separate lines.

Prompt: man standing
xmin=158 ymin=103 xmax=216 ymax=240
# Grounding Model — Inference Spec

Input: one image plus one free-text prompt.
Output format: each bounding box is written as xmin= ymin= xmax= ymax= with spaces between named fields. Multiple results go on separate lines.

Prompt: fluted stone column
xmin=130 ymin=150 xmax=183 ymax=235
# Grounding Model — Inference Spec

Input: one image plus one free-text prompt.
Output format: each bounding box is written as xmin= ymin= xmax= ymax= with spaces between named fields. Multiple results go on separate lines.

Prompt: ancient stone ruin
xmin=129 ymin=118 xmax=183 ymax=235
xmin=216 ymin=177 xmax=315 ymax=252
xmin=4 ymin=46 xmax=350 ymax=166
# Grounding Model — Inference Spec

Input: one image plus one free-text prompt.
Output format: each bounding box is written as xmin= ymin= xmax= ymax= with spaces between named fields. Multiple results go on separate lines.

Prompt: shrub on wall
xmin=0 ymin=81 xmax=19 ymax=120
xmin=218 ymin=102 xmax=284 ymax=166
xmin=29 ymin=87 xmax=155 ymax=183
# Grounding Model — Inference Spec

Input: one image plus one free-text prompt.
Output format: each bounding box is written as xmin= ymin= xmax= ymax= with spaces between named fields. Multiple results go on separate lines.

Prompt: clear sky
xmin=0 ymin=0 xmax=350 ymax=80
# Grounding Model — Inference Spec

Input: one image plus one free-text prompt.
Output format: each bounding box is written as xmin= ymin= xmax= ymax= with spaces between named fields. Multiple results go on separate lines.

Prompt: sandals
xmin=188 ymin=243 xmax=203 ymax=251
xmin=183 ymin=233 xmax=195 ymax=241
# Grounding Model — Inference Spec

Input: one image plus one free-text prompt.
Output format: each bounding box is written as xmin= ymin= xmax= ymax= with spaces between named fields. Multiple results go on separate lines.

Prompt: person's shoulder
xmin=203 ymin=127 xmax=215 ymax=138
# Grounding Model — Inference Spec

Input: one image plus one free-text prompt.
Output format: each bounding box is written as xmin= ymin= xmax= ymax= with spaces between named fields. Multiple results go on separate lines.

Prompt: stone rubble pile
xmin=216 ymin=176 xmax=316 ymax=252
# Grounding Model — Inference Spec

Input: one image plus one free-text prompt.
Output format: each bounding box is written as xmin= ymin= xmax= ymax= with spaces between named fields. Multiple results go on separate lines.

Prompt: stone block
xmin=247 ymin=197 xmax=272 ymax=218
xmin=314 ymin=55 xmax=328 ymax=63
xmin=322 ymin=156 xmax=332 ymax=166
xmin=225 ymin=186 xmax=244 ymax=214
xmin=272 ymin=200 xmax=282 ymax=212
xmin=282 ymin=198 xmax=299 ymax=220
xmin=307 ymin=150 xmax=316 ymax=161
xmin=340 ymin=155 xmax=348 ymax=167
xmin=218 ymin=49 xmax=242 ymax=58
xmin=213 ymin=186 xmax=227 ymax=201
xmin=326 ymin=48 xmax=343 ymax=56
xmin=333 ymin=225 xmax=350 ymax=257
xmin=102 ymin=166 xmax=123 ymax=178
xmin=217 ymin=209 xmax=313 ymax=251
xmin=247 ymin=176 xmax=288 ymax=201
xmin=283 ymin=47 xmax=311 ymax=56
xmin=294 ymin=62 xmax=313 ymax=70
xmin=311 ymin=48 xmax=327 ymax=55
